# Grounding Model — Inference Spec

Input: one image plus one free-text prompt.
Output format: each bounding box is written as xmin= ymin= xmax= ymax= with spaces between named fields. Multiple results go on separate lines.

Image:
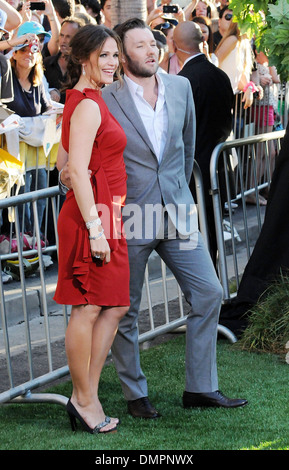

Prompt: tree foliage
xmin=229 ymin=0 xmax=289 ymax=81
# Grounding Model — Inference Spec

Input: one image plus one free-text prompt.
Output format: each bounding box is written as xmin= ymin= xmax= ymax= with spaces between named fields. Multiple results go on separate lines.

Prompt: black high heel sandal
xmin=66 ymin=399 xmax=118 ymax=434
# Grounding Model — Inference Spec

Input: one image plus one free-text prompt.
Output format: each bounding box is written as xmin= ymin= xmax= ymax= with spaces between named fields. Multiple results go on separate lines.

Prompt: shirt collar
xmin=183 ymin=52 xmax=205 ymax=67
xmin=124 ymin=72 xmax=165 ymax=100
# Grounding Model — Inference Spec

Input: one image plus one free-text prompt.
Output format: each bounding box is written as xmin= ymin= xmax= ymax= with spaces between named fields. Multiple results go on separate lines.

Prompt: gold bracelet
xmin=6 ymin=39 xmax=12 ymax=47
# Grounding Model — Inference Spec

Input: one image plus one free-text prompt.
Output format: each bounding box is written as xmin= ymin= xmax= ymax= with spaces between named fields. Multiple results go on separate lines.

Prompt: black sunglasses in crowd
xmin=224 ymin=13 xmax=233 ymax=21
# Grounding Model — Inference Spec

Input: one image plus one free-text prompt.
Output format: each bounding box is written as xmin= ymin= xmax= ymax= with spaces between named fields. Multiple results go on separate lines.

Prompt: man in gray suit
xmin=101 ymin=18 xmax=247 ymax=417
xmin=60 ymin=18 xmax=247 ymax=417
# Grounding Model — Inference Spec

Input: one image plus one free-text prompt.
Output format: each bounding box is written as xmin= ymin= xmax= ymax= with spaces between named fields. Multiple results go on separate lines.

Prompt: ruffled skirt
xmin=53 ymin=189 xmax=130 ymax=307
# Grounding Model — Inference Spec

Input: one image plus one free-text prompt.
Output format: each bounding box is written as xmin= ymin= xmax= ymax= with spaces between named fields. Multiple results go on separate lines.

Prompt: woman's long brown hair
xmin=63 ymin=24 xmax=123 ymax=90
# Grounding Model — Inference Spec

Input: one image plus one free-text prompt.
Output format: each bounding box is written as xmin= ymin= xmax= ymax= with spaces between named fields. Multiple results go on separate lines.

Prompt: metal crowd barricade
xmin=0 ymin=112 xmax=61 ymax=248
xmin=232 ymin=82 xmax=288 ymax=140
xmin=1 ymin=140 xmax=59 ymax=245
xmin=0 ymin=187 xmax=67 ymax=405
xmin=210 ymin=129 xmax=285 ymax=302
xmin=0 ymin=162 xmax=235 ymax=407
xmin=1 ymin=84 xmax=287 ymax=408
xmin=210 ymin=80 xmax=288 ymax=297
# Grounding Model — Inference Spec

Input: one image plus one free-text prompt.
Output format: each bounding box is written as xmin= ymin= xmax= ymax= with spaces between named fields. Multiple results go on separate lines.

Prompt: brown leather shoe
xmin=183 ymin=390 xmax=248 ymax=408
xmin=127 ymin=397 xmax=161 ymax=418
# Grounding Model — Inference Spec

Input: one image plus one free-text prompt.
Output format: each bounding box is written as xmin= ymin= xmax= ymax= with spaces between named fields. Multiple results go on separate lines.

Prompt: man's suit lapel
xmin=110 ymin=80 xmax=157 ymax=159
xmin=159 ymin=74 xmax=174 ymax=165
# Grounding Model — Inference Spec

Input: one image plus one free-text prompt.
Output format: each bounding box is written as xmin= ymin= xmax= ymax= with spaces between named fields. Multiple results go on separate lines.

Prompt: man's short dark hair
xmin=113 ymin=17 xmax=150 ymax=44
xmin=61 ymin=16 xmax=85 ymax=28
xmin=82 ymin=0 xmax=101 ymax=16
xmin=53 ymin=0 xmax=75 ymax=19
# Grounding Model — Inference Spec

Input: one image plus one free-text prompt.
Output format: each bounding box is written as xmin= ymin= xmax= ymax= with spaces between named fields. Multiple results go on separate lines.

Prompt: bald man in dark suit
xmin=174 ymin=21 xmax=234 ymax=267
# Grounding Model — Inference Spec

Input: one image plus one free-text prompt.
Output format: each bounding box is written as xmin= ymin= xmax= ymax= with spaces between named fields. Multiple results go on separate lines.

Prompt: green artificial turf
xmin=1 ymin=336 xmax=289 ymax=451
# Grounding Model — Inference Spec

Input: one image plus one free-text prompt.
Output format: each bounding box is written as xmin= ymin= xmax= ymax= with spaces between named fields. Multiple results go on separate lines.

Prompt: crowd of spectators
xmin=0 ymin=0 xmax=281 ymax=284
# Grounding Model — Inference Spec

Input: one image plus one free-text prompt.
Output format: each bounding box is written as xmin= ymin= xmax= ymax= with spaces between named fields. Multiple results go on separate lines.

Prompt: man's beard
xmin=125 ymin=53 xmax=158 ymax=78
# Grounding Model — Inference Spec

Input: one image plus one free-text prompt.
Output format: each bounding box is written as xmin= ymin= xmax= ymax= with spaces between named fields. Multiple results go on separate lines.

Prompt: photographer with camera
xmin=15 ymin=1 xmax=60 ymax=58
xmin=7 ymin=21 xmax=51 ymax=233
xmin=0 ymin=4 xmax=39 ymax=53
xmin=8 ymin=21 xmax=51 ymax=115
xmin=0 ymin=29 xmax=38 ymax=52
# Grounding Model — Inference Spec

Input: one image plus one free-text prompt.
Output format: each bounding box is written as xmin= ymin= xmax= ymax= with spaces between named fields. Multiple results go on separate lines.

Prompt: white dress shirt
xmin=124 ymin=73 xmax=168 ymax=163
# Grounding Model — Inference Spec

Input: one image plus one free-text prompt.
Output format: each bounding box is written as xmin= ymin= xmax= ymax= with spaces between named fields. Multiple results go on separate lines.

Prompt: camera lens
xmin=30 ymin=44 xmax=39 ymax=53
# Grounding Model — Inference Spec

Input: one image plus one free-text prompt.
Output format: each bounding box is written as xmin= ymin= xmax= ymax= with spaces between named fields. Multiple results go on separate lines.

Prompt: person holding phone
xmin=147 ymin=2 xmax=184 ymax=30
xmin=34 ymin=0 xmax=61 ymax=58
xmin=13 ymin=1 xmax=60 ymax=58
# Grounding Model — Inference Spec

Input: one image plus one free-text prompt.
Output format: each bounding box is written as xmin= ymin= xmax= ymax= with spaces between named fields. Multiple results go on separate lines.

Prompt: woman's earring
xmin=82 ymin=64 xmax=86 ymax=76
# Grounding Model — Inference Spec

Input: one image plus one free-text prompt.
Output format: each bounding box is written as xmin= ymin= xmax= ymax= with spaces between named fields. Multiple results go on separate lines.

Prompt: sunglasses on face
xmin=158 ymin=22 xmax=171 ymax=31
xmin=224 ymin=13 xmax=233 ymax=21
xmin=18 ymin=46 xmax=32 ymax=53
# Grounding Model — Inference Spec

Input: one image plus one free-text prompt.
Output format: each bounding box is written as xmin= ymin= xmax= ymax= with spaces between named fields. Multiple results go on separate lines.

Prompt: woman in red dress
xmin=54 ymin=25 xmax=130 ymax=434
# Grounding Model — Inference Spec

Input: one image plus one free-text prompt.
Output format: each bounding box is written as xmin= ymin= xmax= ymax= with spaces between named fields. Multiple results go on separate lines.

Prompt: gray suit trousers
xmin=111 ymin=230 xmax=223 ymax=401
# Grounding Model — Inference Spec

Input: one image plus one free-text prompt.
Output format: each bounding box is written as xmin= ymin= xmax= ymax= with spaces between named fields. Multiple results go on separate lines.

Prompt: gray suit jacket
xmin=102 ymin=73 xmax=197 ymax=245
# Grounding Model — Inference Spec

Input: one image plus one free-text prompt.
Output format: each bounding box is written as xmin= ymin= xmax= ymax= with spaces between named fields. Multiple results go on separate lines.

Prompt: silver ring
xmin=94 ymin=254 xmax=101 ymax=259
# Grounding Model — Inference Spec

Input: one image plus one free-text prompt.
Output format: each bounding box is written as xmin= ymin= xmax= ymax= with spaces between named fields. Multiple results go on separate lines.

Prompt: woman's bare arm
xmin=69 ymin=98 xmax=110 ymax=262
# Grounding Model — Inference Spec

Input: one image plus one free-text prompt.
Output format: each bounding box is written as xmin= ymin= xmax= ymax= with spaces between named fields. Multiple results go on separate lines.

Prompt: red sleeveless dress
xmin=54 ymin=88 xmax=130 ymax=306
